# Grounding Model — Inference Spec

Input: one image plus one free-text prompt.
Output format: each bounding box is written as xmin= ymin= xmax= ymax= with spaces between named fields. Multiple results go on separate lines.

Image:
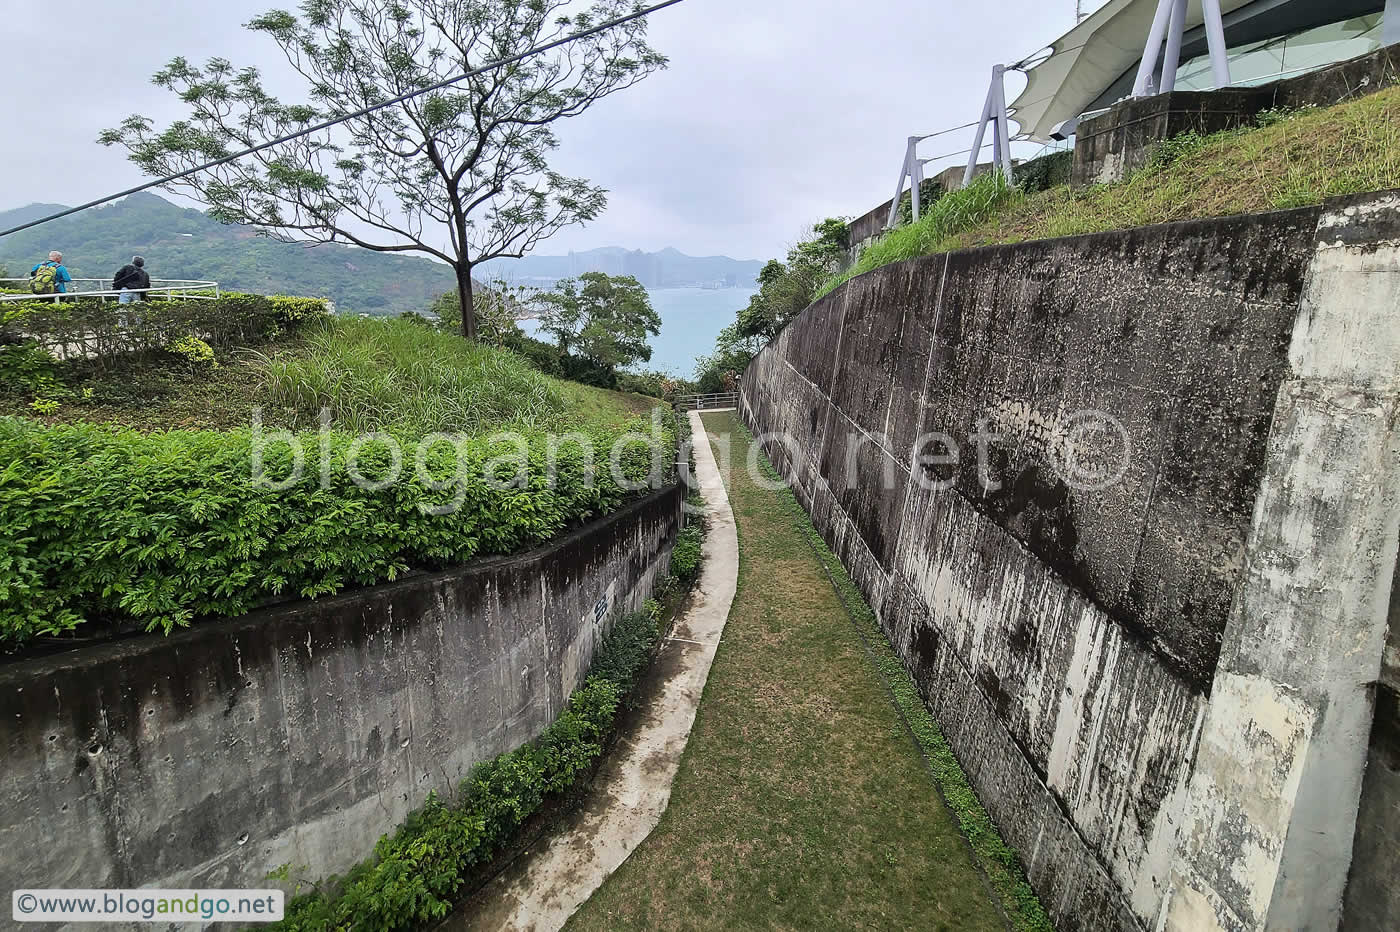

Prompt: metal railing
xmin=680 ymin=392 xmax=739 ymax=411
xmin=0 ymin=279 xmax=220 ymax=304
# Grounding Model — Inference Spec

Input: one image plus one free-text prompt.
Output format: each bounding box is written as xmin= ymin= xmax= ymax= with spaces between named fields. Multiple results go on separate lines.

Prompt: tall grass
xmin=261 ymin=317 xmax=567 ymax=436
xmin=819 ymin=85 xmax=1400 ymax=297
xmin=944 ymin=84 xmax=1400 ymax=250
xmin=818 ymin=171 xmax=1019 ymax=297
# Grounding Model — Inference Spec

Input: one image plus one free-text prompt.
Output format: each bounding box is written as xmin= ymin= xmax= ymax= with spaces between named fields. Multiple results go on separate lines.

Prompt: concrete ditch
xmin=447 ymin=410 xmax=740 ymax=932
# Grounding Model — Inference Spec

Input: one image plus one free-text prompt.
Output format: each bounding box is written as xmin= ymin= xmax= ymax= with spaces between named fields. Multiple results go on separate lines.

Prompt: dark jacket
xmin=113 ymin=264 xmax=151 ymax=294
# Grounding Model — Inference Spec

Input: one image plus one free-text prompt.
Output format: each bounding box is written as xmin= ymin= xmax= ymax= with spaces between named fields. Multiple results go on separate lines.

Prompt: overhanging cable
xmin=914 ymin=120 xmax=981 ymax=142
xmin=0 ymin=0 xmax=686 ymax=240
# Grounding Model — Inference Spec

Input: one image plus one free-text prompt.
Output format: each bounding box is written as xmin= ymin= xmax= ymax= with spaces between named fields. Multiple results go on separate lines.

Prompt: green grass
xmin=567 ymin=412 xmax=1019 ymax=932
xmin=261 ymin=317 xmax=569 ymax=435
xmin=833 ymin=85 xmax=1400 ymax=289
xmin=748 ymin=426 xmax=1052 ymax=932
xmin=2 ymin=316 xmax=656 ymax=437
xmin=819 ymin=171 xmax=1017 ymax=298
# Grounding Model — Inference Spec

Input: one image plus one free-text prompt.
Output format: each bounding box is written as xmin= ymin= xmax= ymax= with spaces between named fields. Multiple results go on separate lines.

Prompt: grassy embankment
xmin=568 ymin=412 xmax=1050 ymax=932
xmin=823 ymin=84 xmax=1400 ymax=296
xmin=2 ymin=315 xmax=654 ymax=433
xmin=0 ymin=316 xmax=670 ymax=645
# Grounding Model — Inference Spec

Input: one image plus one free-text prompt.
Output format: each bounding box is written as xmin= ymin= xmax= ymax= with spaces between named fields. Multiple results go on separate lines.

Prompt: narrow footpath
xmin=448 ymin=410 xmax=740 ymax=931
xmin=566 ymin=412 xmax=1005 ymax=931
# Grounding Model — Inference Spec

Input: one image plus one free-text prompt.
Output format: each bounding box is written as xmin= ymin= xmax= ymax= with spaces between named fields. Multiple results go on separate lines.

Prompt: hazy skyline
xmin=0 ymin=0 xmax=1101 ymax=262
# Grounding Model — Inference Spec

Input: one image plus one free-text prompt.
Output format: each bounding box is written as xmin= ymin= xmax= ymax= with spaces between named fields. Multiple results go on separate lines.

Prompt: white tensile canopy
xmin=1011 ymin=0 xmax=1258 ymax=141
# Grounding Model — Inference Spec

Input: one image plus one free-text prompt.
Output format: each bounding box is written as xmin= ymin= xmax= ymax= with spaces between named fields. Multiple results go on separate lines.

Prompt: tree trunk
xmin=457 ymin=264 xmax=477 ymax=341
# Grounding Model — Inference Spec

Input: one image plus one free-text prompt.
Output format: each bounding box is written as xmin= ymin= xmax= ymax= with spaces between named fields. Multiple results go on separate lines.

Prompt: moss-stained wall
xmin=0 ymin=483 xmax=682 ymax=893
xmin=740 ymin=193 xmax=1400 ymax=930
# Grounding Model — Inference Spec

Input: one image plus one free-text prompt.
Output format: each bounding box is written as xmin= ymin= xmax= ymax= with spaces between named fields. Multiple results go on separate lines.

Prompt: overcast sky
xmin=1 ymin=0 xmax=1102 ymax=262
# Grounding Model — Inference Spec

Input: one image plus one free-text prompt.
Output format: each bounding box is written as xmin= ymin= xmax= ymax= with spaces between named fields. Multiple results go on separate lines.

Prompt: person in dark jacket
xmin=112 ymin=256 xmax=151 ymax=304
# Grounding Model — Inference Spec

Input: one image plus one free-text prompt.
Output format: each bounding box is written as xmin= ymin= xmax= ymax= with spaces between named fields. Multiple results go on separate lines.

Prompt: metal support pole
xmin=911 ymin=156 xmax=925 ymax=222
xmin=1159 ymin=0 xmax=1188 ymax=94
xmin=1385 ymin=0 xmax=1400 ymax=47
xmin=993 ymin=66 xmax=1014 ymax=181
xmin=887 ymin=137 xmax=915 ymax=230
xmin=1132 ymin=0 xmax=1175 ymax=96
xmin=964 ymin=65 xmax=1011 ymax=188
xmin=1201 ymin=0 xmax=1232 ymax=88
xmin=963 ymin=85 xmax=994 ymax=188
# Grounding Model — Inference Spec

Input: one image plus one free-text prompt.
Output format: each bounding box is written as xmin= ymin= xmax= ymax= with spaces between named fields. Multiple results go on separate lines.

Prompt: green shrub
xmin=616 ymin=370 xmax=690 ymax=402
xmin=585 ymin=608 xmax=659 ymax=698
xmin=267 ymin=294 xmax=334 ymax=323
xmin=1 ymin=292 xmax=330 ymax=361
xmin=164 ymin=335 xmax=218 ymax=370
xmin=0 ymin=412 xmax=676 ymax=644
xmin=0 ymin=341 xmax=64 ymax=397
xmin=271 ymin=607 xmax=663 ymax=931
xmin=1015 ymin=150 xmax=1072 ymax=194
xmin=502 ymin=331 xmax=564 ymax=378
xmin=559 ymin=352 xmax=618 ymax=390
xmin=669 ymin=523 xmax=704 ymax=587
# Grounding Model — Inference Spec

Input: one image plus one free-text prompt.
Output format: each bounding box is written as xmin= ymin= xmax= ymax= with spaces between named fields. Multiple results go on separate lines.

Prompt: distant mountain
xmin=0 ymin=194 xmax=761 ymax=313
xmin=477 ymin=246 xmax=764 ymax=289
xmin=0 ymin=193 xmax=457 ymax=315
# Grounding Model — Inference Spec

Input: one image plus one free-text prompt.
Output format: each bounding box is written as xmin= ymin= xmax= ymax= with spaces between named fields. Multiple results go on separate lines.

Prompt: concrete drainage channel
xmin=445 ymin=410 xmax=739 ymax=932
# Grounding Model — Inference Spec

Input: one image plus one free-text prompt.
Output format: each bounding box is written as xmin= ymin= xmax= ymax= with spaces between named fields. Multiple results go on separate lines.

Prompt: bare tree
xmin=100 ymin=0 xmax=666 ymax=339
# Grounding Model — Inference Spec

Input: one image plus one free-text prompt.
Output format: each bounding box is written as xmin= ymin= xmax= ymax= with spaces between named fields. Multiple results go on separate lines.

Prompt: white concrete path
xmin=448 ymin=411 xmax=739 ymax=932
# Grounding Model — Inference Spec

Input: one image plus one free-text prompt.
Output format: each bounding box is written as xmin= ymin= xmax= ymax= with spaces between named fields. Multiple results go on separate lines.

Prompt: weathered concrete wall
xmin=740 ymin=192 xmax=1400 ymax=929
xmin=0 ymin=483 xmax=682 ymax=892
xmin=1162 ymin=193 xmax=1400 ymax=931
xmin=1073 ymin=44 xmax=1400 ymax=188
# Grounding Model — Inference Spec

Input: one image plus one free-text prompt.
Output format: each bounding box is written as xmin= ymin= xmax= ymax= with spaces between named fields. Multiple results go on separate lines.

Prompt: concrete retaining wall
xmin=739 ymin=192 xmax=1400 ymax=930
xmin=0 ymin=483 xmax=683 ymax=892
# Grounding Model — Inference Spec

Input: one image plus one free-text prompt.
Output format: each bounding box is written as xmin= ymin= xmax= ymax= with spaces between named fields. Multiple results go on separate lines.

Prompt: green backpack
xmin=30 ymin=263 xmax=58 ymax=295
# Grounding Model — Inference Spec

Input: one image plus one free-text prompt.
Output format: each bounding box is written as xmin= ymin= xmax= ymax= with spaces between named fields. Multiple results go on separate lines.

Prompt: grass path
xmin=566 ymin=412 xmax=1007 ymax=932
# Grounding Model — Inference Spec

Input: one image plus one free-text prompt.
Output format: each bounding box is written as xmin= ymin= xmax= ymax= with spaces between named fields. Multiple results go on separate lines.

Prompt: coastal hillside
xmin=0 ymin=193 xmax=457 ymax=315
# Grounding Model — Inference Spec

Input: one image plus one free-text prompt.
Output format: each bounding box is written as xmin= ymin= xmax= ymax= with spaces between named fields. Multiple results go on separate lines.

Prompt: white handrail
xmin=0 ymin=278 xmax=220 ymax=303
xmin=680 ymin=392 xmax=740 ymax=411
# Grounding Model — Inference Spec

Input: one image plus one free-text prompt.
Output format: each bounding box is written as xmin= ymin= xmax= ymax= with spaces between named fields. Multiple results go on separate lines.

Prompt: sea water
xmin=522 ymin=286 xmax=757 ymax=379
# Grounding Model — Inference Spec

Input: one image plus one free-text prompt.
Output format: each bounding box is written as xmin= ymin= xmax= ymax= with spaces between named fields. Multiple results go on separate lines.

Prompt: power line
xmin=0 ymin=0 xmax=686 ymax=240
xmin=921 ymin=132 xmax=1037 ymax=166
xmin=914 ymin=120 xmax=982 ymax=142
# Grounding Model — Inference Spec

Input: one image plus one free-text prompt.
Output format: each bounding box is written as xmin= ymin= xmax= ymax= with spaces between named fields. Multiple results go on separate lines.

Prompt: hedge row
xmin=270 ymin=603 xmax=665 ymax=931
xmin=0 ymin=411 xmax=676 ymax=644
xmin=0 ymin=292 xmax=330 ymax=362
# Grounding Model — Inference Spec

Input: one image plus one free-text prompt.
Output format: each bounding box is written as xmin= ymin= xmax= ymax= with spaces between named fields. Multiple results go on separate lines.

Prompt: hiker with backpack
xmin=112 ymin=256 xmax=151 ymax=303
xmin=30 ymin=252 xmax=72 ymax=296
